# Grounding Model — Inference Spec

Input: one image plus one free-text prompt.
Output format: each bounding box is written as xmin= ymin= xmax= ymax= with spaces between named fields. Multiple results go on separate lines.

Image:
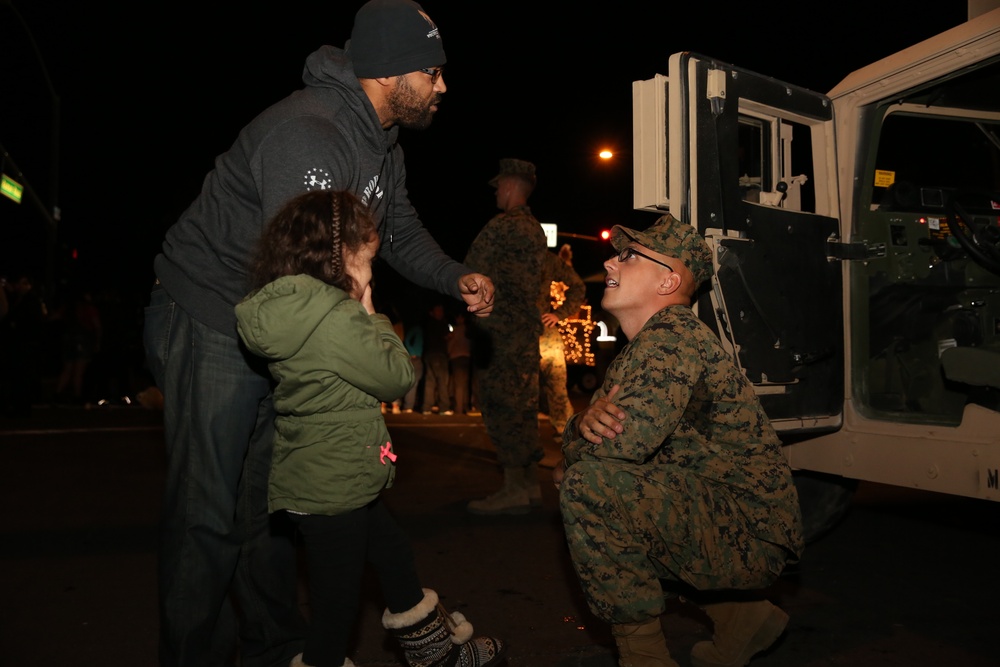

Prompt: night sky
xmin=0 ymin=0 xmax=970 ymax=310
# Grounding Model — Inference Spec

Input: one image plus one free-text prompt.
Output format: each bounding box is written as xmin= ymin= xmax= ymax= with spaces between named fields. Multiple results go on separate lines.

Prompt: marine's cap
xmin=348 ymin=0 xmax=446 ymax=78
xmin=611 ymin=214 xmax=714 ymax=286
xmin=488 ymin=158 xmax=537 ymax=187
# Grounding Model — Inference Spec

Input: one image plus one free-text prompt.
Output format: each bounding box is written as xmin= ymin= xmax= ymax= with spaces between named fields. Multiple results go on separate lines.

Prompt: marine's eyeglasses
xmin=617 ymin=246 xmax=674 ymax=272
xmin=418 ymin=66 xmax=444 ymax=84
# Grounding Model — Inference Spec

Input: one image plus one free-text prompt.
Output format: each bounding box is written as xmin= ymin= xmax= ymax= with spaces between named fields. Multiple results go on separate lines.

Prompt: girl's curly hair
xmin=247 ymin=190 xmax=378 ymax=294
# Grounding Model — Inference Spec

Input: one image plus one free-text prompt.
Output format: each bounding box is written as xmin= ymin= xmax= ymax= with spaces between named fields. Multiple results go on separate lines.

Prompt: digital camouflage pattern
xmin=539 ymin=251 xmax=586 ymax=434
xmin=464 ymin=205 xmax=549 ymax=467
xmin=559 ymin=305 xmax=804 ymax=624
xmin=540 ymin=326 xmax=572 ymax=432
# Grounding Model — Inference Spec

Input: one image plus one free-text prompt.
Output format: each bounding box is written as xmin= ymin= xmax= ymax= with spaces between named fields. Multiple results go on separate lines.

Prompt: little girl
xmin=235 ymin=189 xmax=505 ymax=667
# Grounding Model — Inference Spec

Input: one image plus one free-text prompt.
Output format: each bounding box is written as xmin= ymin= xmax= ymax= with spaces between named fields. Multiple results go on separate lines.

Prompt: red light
xmin=600 ymin=229 xmax=611 ymax=241
xmin=71 ymin=248 xmax=78 ymax=259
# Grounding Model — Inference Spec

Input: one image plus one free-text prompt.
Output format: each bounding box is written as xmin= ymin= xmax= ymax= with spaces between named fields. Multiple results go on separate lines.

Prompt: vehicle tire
xmin=792 ymin=470 xmax=858 ymax=544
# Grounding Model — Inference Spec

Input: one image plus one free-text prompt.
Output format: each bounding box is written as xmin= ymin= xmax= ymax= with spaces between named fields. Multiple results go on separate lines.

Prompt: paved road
xmin=2 ymin=402 xmax=998 ymax=666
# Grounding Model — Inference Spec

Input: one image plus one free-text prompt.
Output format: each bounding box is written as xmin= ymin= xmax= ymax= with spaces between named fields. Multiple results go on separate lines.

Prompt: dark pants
xmin=292 ymin=499 xmax=423 ymax=667
xmin=143 ymin=284 xmax=304 ymax=667
xmin=421 ymin=352 xmax=451 ymax=412
xmin=449 ymin=355 xmax=471 ymax=414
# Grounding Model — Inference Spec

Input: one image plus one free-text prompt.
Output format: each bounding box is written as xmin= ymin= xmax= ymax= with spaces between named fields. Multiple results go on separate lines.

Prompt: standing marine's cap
xmin=488 ymin=158 xmax=537 ymax=187
xmin=348 ymin=0 xmax=446 ymax=78
xmin=611 ymin=214 xmax=714 ymax=286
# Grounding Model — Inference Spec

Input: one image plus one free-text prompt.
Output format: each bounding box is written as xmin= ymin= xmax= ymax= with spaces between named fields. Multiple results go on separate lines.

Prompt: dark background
xmin=0 ymin=0 xmax=972 ymax=310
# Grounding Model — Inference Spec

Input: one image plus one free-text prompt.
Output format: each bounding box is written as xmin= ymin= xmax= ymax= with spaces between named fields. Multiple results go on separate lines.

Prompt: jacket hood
xmin=236 ymin=275 xmax=350 ymax=361
xmin=302 ymin=45 xmax=399 ymax=149
xmin=303 ymin=45 xmax=356 ymax=89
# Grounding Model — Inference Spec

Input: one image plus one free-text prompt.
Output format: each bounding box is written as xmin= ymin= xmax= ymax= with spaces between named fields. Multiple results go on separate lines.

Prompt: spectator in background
xmin=54 ymin=287 xmax=103 ymax=405
xmin=0 ymin=272 xmax=46 ymax=417
xmin=400 ymin=318 xmax=424 ymax=413
xmin=538 ymin=244 xmax=586 ymax=441
xmin=388 ymin=307 xmax=406 ymax=414
xmin=447 ymin=311 xmax=472 ymax=415
xmin=421 ymin=302 xmax=453 ymax=415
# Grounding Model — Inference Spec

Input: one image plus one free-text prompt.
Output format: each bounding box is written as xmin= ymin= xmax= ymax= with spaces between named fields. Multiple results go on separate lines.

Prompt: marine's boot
xmin=289 ymin=654 xmax=356 ymax=666
xmin=611 ymin=619 xmax=679 ymax=667
xmin=523 ymin=461 xmax=542 ymax=508
xmin=466 ymin=467 xmax=531 ymax=515
xmin=382 ymin=588 xmax=506 ymax=667
xmin=690 ymin=600 xmax=789 ymax=667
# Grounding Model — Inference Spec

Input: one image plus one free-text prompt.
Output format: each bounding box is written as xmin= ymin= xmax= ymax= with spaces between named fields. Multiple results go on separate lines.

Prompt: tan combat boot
xmin=466 ymin=467 xmax=531 ymax=515
xmin=611 ymin=618 xmax=680 ymax=667
xmin=690 ymin=600 xmax=789 ymax=667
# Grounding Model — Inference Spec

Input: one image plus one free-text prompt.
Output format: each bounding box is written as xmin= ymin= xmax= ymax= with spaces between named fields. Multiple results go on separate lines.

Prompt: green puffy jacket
xmin=235 ymin=274 xmax=415 ymax=515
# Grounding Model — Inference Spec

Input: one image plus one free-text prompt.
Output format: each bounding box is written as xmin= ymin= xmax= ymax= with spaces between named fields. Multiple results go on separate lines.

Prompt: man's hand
xmin=541 ymin=312 xmax=560 ymax=328
xmin=459 ymin=273 xmax=495 ymax=317
xmin=576 ymin=384 xmax=626 ymax=444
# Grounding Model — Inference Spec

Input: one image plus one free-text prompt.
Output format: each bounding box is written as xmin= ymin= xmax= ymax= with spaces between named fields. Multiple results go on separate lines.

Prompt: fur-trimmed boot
xmin=382 ymin=588 xmax=506 ymax=667
xmin=289 ymin=653 xmax=356 ymax=667
xmin=689 ymin=600 xmax=789 ymax=667
xmin=612 ymin=619 xmax=679 ymax=667
xmin=466 ymin=467 xmax=531 ymax=515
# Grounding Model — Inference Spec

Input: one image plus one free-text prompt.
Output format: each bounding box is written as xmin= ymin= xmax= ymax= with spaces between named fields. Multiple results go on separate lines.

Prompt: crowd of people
xmin=136 ymin=1 xmax=806 ymax=667
xmin=0 ymin=272 xmax=153 ymax=417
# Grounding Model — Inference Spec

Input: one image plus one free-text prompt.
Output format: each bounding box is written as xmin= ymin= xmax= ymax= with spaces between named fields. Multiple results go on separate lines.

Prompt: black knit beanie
xmin=347 ymin=0 xmax=446 ymax=78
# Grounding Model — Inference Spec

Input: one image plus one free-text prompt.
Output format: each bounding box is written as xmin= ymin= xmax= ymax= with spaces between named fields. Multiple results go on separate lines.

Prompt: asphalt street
xmin=1 ymin=400 xmax=998 ymax=666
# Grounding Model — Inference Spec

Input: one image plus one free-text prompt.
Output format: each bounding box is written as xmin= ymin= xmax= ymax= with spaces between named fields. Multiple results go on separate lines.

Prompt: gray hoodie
xmin=154 ymin=45 xmax=467 ymax=336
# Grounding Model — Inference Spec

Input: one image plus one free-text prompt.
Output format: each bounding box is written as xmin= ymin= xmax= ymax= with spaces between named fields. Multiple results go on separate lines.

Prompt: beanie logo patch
xmin=417 ymin=10 xmax=441 ymax=40
xmin=303 ymin=167 xmax=332 ymax=190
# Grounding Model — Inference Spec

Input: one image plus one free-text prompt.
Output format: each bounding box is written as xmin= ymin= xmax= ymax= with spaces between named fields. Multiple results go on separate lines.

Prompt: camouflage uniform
xmin=559 ymin=305 xmax=804 ymax=625
xmin=539 ymin=252 xmax=586 ymax=434
xmin=464 ymin=205 xmax=548 ymax=467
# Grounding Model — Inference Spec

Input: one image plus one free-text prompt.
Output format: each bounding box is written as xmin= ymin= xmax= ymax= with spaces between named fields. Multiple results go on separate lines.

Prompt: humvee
xmin=632 ymin=6 xmax=1000 ymax=541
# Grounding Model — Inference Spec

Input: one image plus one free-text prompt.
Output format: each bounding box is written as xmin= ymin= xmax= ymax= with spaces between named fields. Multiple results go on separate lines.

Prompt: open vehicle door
xmin=634 ymin=54 xmax=844 ymax=435
xmin=634 ymin=11 xmax=1000 ymax=541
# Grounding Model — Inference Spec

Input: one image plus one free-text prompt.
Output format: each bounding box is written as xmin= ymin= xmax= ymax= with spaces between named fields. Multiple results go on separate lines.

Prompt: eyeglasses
xmin=617 ymin=246 xmax=674 ymax=272
xmin=418 ymin=66 xmax=444 ymax=84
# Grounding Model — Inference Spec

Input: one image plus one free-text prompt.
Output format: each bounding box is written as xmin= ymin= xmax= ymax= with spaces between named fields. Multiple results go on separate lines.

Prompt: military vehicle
xmin=631 ymin=6 xmax=1000 ymax=541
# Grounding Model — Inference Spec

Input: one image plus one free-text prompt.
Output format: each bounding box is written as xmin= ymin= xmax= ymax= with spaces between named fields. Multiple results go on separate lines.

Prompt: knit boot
xmin=382 ymin=588 xmax=506 ymax=667
xmin=523 ymin=462 xmax=542 ymax=508
xmin=466 ymin=467 xmax=531 ymax=515
xmin=690 ymin=600 xmax=789 ymax=667
xmin=289 ymin=653 xmax=356 ymax=667
xmin=612 ymin=619 xmax=679 ymax=667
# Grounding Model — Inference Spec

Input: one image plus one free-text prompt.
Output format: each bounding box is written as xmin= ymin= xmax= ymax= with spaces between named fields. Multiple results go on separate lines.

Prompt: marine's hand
xmin=541 ymin=312 xmax=560 ymax=328
xmin=577 ymin=384 xmax=626 ymax=443
xmin=459 ymin=273 xmax=495 ymax=317
xmin=552 ymin=458 xmax=566 ymax=490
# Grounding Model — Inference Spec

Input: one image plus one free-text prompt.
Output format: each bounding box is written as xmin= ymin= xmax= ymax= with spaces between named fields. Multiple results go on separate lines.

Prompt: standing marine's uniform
xmin=464 ymin=204 xmax=548 ymax=467
xmin=560 ymin=304 xmax=804 ymax=624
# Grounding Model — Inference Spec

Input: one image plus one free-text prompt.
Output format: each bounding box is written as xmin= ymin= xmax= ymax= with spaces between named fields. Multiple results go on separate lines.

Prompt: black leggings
xmin=291 ymin=498 xmax=423 ymax=667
